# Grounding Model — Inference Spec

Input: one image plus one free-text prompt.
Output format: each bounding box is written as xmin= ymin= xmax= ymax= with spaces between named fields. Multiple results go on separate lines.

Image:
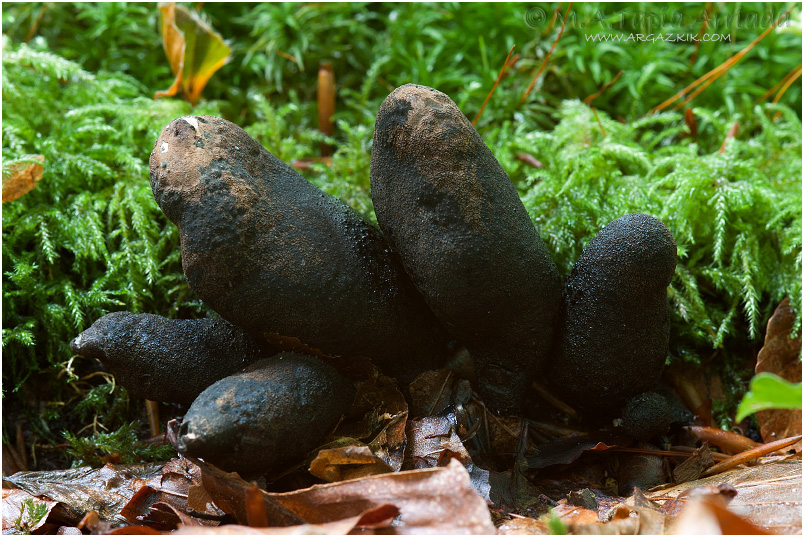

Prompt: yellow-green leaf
xmin=155 ymin=3 xmax=230 ymax=105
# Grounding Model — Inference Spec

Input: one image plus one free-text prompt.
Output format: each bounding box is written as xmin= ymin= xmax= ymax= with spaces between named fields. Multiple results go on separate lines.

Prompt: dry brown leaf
xmin=496 ymin=515 xmax=551 ymax=534
xmin=755 ymin=298 xmax=802 ymax=451
xmin=2 ymin=488 xmax=59 ymax=532
xmin=642 ymin=458 xmax=802 ymax=534
xmin=309 ymin=368 xmax=408 ymax=483
xmin=672 ymin=442 xmax=714 ymax=484
xmin=3 ymin=462 xmax=165 ymax=522
xmin=266 ymin=459 xmax=495 ymax=533
xmin=672 ymin=497 xmax=769 ymax=535
xmin=171 ymin=504 xmax=399 ymax=534
xmin=3 ymin=155 xmax=44 ymax=203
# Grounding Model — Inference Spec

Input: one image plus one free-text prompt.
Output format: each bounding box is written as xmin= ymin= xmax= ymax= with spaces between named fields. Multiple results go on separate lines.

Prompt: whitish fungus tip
xmin=180 ymin=116 xmax=199 ymax=130
xmin=160 ymin=142 xmax=169 ymax=153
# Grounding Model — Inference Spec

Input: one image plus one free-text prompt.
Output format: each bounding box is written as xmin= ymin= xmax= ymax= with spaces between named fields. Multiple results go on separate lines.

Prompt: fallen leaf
xmin=3 ymin=462 xmax=164 ymax=522
xmin=643 ymin=458 xmax=802 ymax=534
xmin=155 ymin=3 xmax=231 ymax=105
xmin=753 ymin=298 xmax=802 ymax=450
xmin=403 ymin=406 xmax=471 ymax=470
xmin=171 ymin=504 xmax=399 ymax=534
xmin=310 ymin=367 xmax=408 ymax=482
xmin=701 ymin=435 xmax=801 ymax=477
xmin=672 ymin=496 xmax=769 ymax=534
xmin=496 ymin=516 xmax=551 ymax=535
xmin=309 ymin=442 xmax=392 ymax=482
xmin=2 ymin=155 xmax=44 ymax=203
xmin=270 ymin=459 xmax=495 ymax=533
xmin=2 ymin=488 xmax=58 ymax=532
xmin=672 ymin=442 xmax=714 ymax=484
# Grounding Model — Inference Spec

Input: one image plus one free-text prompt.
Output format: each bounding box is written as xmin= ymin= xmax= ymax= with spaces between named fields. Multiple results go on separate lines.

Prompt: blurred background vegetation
xmin=2 ymin=2 xmax=801 ymax=467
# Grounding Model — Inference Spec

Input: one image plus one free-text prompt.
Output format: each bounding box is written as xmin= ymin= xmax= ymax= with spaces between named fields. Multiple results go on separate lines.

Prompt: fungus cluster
xmin=71 ymin=84 xmax=678 ymax=475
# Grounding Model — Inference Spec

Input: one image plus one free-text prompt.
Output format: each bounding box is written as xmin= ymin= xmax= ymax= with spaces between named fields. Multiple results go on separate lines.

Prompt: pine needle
xmin=520 ymin=2 xmax=572 ymax=106
xmin=647 ymin=4 xmax=796 ymax=115
xmin=473 ymin=45 xmax=515 ymax=126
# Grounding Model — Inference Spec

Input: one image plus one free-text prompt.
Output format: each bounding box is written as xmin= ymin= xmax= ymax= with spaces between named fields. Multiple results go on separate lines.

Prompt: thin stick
xmin=543 ymin=4 xmax=561 ymax=36
xmin=590 ymin=106 xmax=606 ymax=137
xmin=583 ymin=70 xmax=623 ymax=104
xmin=16 ymin=423 xmax=29 ymax=471
xmin=427 ymin=370 xmax=452 ymax=415
xmin=647 ymin=4 xmax=795 ymax=115
xmin=145 ymin=400 xmax=161 ymax=437
xmin=25 ymin=3 xmax=49 ymax=43
xmin=472 ymin=45 xmax=516 ymax=126
xmin=772 ymin=65 xmax=802 ymax=104
xmin=607 ymin=446 xmax=730 ymax=461
xmin=757 ymin=62 xmax=802 ymax=102
xmin=531 ymin=378 xmax=578 ymax=418
xmin=700 ymin=435 xmax=802 ymax=477
xmin=772 ymin=65 xmax=802 ymax=120
xmin=689 ymin=2 xmax=713 ymax=67
xmin=520 ymin=2 xmax=572 ymax=105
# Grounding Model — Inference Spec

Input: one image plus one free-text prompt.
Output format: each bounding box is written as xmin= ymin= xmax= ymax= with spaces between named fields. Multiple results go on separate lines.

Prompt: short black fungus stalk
xmin=70 ymin=312 xmax=276 ymax=405
xmin=176 ymin=353 xmax=354 ymax=476
xmin=547 ymin=213 xmax=677 ymax=411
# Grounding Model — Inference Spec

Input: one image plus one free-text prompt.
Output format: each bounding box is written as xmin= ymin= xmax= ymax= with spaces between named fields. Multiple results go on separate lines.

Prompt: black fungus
xmin=149 ymin=115 xmax=451 ymax=382
xmin=620 ymin=392 xmax=673 ymax=441
xmin=370 ymin=84 xmax=563 ymax=412
xmin=176 ymin=353 xmax=354 ymax=476
xmin=69 ymin=312 xmax=276 ymax=405
xmin=548 ymin=213 xmax=677 ymax=410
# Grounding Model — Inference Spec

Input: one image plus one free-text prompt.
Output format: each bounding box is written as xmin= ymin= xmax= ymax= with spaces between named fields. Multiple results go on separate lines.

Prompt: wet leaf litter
xmin=5 ymin=85 xmax=800 ymax=534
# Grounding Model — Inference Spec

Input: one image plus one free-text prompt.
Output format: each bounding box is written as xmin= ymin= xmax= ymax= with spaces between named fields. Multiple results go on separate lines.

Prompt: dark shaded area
xmin=149 ymin=115 xmax=452 ymax=383
xmin=548 ymin=213 xmax=677 ymax=411
xmin=176 ymin=354 xmax=355 ymax=476
xmin=370 ymin=84 xmax=562 ymax=413
xmin=69 ymin=312 xmax=277 ymax=405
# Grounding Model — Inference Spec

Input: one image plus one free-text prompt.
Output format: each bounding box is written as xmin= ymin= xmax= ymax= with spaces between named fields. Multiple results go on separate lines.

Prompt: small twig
xmin=757 ymin=62 xmax=802 ymax=103
xmin=590 ymin=106 xmax=606 ymax=137
xmin=25 ymin=3 xmax=49 ymax=43
xmin=583 ymin=70 xmax=623 ymax=105
xmin=700 ymin=435 xmax=802 ymax=477
xmin=771 ymin=65 xmax=802 ymax=120
xmin=527 ymin=420 xmax=583 ymax=438
xmin=520 ymin=2 xmax=572 ymax=106
xmin=607 ymin=446 xmax=730 ymax=461
xmin=276 ymin=49 xmax=301 ymax=68
xmin=543 ymin=3 xmax=562 ymax=36
xmin=145 ymin=400 xmax=161 ymax=437
xmin=530 ymin=378 xmax=578 ymax=418
xmin=473 ymin=45 xmax=516 ymax=126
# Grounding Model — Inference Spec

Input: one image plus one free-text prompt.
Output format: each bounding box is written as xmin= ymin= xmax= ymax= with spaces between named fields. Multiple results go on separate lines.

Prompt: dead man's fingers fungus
xmin=176 ymin=353 xmax=354 ymax=476
xmin=370 ymin=84 xmax=562 ymax=412
xmin=149 ymin=115 xmax=450 ymax=382
xmin=69 ymin=312 xmax=276 ymax=405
